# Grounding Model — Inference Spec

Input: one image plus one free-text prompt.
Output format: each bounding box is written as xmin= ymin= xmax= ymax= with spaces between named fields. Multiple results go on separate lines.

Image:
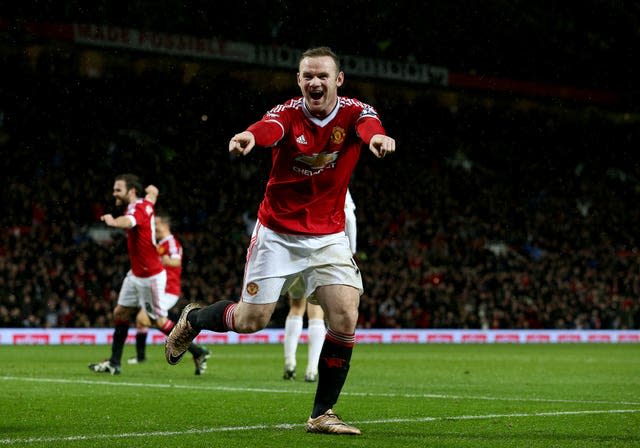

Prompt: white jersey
xmin=345 ymin=189 xmax=356 ymax=212
xmin=344 ymin=189 xmax=357 ymax=254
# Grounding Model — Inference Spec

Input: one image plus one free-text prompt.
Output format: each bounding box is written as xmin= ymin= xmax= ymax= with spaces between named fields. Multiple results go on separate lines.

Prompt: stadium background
xmin=1 ymin=2 xmax=639 ymax=337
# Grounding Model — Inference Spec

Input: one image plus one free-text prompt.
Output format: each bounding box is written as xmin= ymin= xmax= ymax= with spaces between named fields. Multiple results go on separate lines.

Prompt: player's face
xmin=112 ymin=180 xmax=130 ymax=207
xmin=297 ymin=55 xmax=344 ymax=118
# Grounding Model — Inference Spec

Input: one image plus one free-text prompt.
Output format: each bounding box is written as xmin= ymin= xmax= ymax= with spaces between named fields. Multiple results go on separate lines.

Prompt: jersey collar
xmin=302 ymin=97 xmax=340 ymax=128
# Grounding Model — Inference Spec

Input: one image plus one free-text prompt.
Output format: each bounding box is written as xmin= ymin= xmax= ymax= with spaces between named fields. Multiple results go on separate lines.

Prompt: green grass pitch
xmin=0 ymin=343 xmax=638 ymax=447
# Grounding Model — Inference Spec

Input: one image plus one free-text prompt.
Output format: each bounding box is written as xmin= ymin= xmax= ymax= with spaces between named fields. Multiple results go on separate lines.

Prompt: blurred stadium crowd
xmin=1 ymin=63 xmax=639 ymax=331
xmin=1 ymin=6 xmax=639 ymax=331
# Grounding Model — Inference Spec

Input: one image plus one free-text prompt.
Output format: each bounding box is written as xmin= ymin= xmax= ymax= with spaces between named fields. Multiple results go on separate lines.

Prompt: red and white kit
xmin=157 ymin=233 xmax=183 ymax=308
xmin=117 ymin=198 xmax=167 ymax=318
xmin=241 ymin=97 xmax=385 ymax=303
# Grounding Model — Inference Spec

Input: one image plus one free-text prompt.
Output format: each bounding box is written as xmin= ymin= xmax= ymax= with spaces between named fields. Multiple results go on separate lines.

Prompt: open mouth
xmin=310 ymin=91 xmax=323 ymax=100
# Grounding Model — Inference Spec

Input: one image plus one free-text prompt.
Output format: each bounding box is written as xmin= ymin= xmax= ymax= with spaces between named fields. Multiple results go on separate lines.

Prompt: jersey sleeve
xmin=124 ymin=204 xmax=139 ymax=227
xmin=131 ymin=200 xmax=154 ymax=229
xmin=246 ymin=103 xmax=290 ymax=147
xmin=355 ymin=116 xmax=385 ymax=144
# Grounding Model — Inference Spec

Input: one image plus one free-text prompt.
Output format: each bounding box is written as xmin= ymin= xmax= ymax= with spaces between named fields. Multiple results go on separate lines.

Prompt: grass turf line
xmin=0 ymin=343 xmax=638 ymax=447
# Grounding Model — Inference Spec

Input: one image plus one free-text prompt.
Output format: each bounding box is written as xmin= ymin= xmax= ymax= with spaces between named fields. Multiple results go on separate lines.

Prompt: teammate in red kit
xmin=128 ymin=213 xmax=211 ymax=375
xmin=89 ymin=174 xmax=207 ymax=375
xmin=165 ymin=47 xmax=395 ymax=434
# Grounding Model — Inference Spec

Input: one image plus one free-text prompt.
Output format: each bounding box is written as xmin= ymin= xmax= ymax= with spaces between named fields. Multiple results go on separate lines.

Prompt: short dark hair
xmin=155 ymin=211 xmax=171 ymax=227
xmin=115 ymin=173 xmax=143 ymax=197
xmin=299 ymin=46 xmax=341 ymax=74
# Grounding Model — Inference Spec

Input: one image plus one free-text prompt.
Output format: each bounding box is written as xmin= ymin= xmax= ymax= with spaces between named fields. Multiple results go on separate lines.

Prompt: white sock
xmin=306 ymin=318 xmax=326 ymax=375
xmin=284 ymin=315 xmax=303 ymax=369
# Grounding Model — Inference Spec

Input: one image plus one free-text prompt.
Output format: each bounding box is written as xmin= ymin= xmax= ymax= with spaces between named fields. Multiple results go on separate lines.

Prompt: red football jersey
xmin=157 ymin=234 xmax=182 ymax=296
xmin=247 ymin=96 xmax=385 ymax=235
xmin=125 ymin=198 xmax=163 ymax=277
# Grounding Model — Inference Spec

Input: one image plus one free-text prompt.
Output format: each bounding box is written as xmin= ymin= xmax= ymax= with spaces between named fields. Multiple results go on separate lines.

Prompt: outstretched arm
xmin=229 ymin=131 xmax=256 ymax=156
xmin=100 ymin=214 xmax=133 ymax=229
xmin=369 ymin=134 xmax=396 ymax=159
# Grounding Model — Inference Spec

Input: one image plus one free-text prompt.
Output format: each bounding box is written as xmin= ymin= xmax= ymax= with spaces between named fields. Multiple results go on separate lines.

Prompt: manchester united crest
xmin=331 ymin=126 xmax=346 ymax=145
xmin=246 ymin=282 xmax=259 ymax=295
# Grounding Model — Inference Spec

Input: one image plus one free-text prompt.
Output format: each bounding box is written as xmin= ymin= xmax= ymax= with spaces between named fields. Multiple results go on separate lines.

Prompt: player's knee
xmin=113 ymin=306 xmax=132 ymax=321
xmin=343 ymin=310 xmax=359 ymax=329
xmin=326 ymin=307 xmax=358 ymax=333
xmin=288 ymin=299 xmax=306 ymax=316
xmin=136 ymin=314 xmax=151 ymax=330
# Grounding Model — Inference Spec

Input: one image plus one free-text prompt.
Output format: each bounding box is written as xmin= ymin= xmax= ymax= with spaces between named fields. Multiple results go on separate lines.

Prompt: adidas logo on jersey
xmin=296 ymin=134 xmax=308 ymax=145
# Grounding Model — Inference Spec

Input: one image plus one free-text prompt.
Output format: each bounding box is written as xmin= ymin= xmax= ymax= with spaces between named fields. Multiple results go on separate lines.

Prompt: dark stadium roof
xmin=2 ymin=0 xmax=639 ymax=95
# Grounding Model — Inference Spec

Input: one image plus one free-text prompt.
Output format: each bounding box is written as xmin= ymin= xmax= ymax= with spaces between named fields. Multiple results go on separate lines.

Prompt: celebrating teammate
xmin=89 ymin=174 xmax=208 ymax=375
xmin=128 ymin=212 xmax=210 ymax=375
xmin=165 ymin=47 xmax=395 ymax=435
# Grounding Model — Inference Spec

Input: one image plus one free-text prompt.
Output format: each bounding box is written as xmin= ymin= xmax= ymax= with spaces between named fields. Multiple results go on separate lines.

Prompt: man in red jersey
xmin=165 ymin=47 xmax=395 ymax=434
xmin=128 ymin=213 xmax=211 ymax=375
xmin=89 ymin=174 xmax=207 ymax=375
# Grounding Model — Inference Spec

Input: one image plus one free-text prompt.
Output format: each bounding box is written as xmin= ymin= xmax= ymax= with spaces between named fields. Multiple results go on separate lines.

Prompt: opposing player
xmin=89 ymin=174 xmax=208 ymax=375
xmin=165 ymin=47 xmax=395 ymax=435
xmin=283 ymin=189 xmax=357 ymax=383
xmin=282 ymin=278 xmax=325 ymax=382
xmin=128 ymin=213 xmax=210 ymax=375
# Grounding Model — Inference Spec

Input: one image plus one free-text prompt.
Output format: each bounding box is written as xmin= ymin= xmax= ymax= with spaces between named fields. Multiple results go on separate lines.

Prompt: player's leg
xmin=166 ymin=299 xmax=279 ymax=364
xmin=283 ymin=297 xmax=305 ymax=379
xmin=304 ymin=301 xmax=325 ymax=382
xmin=306 ymin=284 xmax=361 ymax=435
xmin=153 ymin=314 xmax=210 ymax=373
xmin=165 ymin=272 xmax=286 ymax=363
xmin=303 ymin=231 xmax=362 ymax=434
xmin=89 ymin=304 xmax=138 ymax=374
xmin=151 ymin=290 xmax=211 ymax=374
xmin=165 ymin=222 xmax=289 ymax=364
xmin=89 ymin=272 xmax=140 ymax=374
xmin=112 ymin=305 xmax=140 ymax=364
xmin=182 ymin=299 xmax=278 ymax=334
xmin=312 ymin=284 xmax=359 ymax=414
xmin=165 ymin=293 xmax=211 ymax=374
xmin=128 ymin=308 xmax=151 ymax=364
xmin=284 ymin=279 xmax=306 ymax=379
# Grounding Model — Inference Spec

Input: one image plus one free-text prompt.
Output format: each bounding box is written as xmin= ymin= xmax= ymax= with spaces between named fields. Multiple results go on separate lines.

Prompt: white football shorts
xmin=117 ymin=270 xmax=170 ymax=319
xmin=241 ymin=220 xmax=363 ymax=304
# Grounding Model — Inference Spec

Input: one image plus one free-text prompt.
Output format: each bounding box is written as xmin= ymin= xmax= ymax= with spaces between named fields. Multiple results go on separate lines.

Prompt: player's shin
xmin=310 ymin=328 xmax=355 ymax=418
xmin=110 ymin=320 xmax=130 ymax=366
xmin=188 ymin=300 xmax=236 ymax=332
